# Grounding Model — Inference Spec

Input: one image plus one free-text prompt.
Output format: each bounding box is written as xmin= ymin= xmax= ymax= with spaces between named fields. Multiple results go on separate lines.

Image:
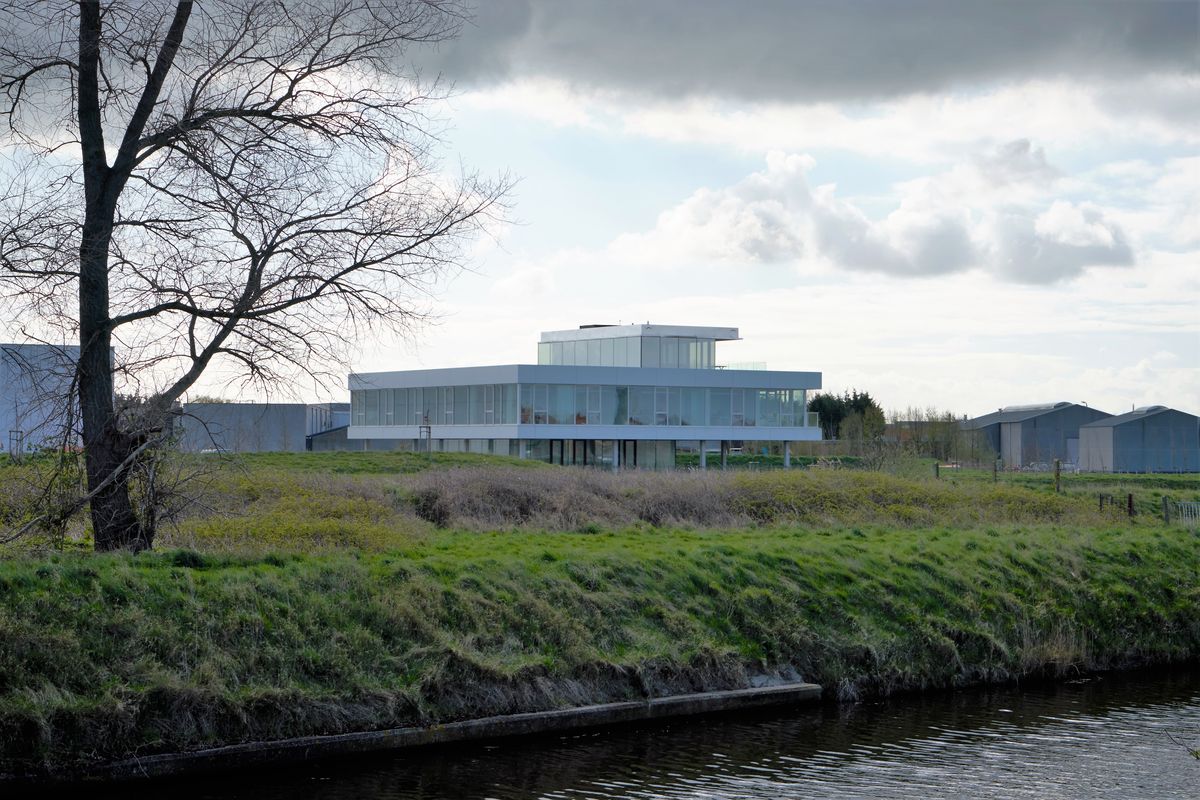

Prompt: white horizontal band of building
xmin=538 ymin=323 xmax=740 ymax=343
xmin=348 ymin=424 xmax=822 ymax=442
xmin=350 ymin=364 xmax=820 ymax=391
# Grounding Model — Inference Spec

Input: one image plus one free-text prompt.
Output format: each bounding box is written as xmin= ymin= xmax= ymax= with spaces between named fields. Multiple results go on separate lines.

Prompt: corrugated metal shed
xmin=964 ymin=402 xmax=1112 ymax=467
xmin=177 ymin=403 xmax=338 ymax=453
xmin=0 ymin=343 xmax=80 ymax=454
xmin=1079 ymin=406 xmax=1199 ymax=473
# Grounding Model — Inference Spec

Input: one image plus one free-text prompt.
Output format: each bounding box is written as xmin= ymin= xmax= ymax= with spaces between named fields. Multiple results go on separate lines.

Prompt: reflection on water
xmin=111 ymin=669 xmax=1200 ymax=799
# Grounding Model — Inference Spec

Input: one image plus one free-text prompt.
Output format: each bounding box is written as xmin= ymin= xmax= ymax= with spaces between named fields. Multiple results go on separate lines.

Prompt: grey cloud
xmin=991 ymin=211 xmax=1134 ymax=284
xmin=654 ymin=147 xmax=1134 ymax=283
xmin=427 ymin=0 xmax=1197 ymax=101
xmin=974 ymin=140 xmax=1060 ymax=186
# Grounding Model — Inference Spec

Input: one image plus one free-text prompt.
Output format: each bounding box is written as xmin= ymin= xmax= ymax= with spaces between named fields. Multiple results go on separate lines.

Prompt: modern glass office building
xmin=348 ymin=324 xmax=822 ymax=468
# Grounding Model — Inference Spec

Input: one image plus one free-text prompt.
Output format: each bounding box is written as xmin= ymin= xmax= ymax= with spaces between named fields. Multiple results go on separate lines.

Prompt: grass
xmin=0 ymin=452 xmax=1197 ymax=776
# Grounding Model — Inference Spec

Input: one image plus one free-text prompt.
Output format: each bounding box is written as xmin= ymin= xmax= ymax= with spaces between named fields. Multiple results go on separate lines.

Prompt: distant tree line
xmin=806 ymin=391 xmax=995 ymax=465
xmin=886 ymin=406 xmax=995 ymax=463
xmin=807 ymin=390 xmax=885 ymax=441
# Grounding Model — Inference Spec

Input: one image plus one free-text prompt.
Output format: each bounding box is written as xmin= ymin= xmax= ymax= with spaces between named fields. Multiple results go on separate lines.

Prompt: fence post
xmin=934 ymin=462 xmax=940 ymax=479
xmin=1163 ymin=496 xmax=1171 ymax=523
xmin=992 ymin=459 xmax=997 ymax=483
xmin=1127 ymin=493 xmax=1134 ymax=518
xmin=1099 ymin=493 xmax=1104 ymax=512
xmin=1053 ymin=459 xmax=1061 ymax=493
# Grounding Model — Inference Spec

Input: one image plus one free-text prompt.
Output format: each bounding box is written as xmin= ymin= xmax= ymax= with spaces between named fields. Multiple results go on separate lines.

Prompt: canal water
xmin=113 ymin=668 xmax=1200 ymax=799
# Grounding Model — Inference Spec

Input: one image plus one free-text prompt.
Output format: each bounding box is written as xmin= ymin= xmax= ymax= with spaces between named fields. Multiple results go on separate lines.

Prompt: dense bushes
xmin=397 ymin=467 xmax=1092 ymax=533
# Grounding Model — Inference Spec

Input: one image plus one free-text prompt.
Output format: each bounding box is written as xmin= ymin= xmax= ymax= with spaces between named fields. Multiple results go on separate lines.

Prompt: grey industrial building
xmin=963 ymin=402 xmax=1112 ymax=468
xmin=177 ymin=402 xmax=343 ymax=453
xmin=1079 ymin=406 xmax=1199 ymax=473
xmin=0 ymin=343 xmax=79 ymax=456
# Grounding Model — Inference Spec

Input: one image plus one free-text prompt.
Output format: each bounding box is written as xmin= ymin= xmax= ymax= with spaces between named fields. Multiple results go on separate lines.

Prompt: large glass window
xmin=587 ymin=339 xmax=601 ymax=367
xmin=520 ymin=384 xmax=534 ymax=423
xmin=398 ymin=389 xmax=407 ymax=424
xmin=628 ymin=386 xmax=654 ymax=425
xmin=601 ymin=338 xmax=614 ymax=367
xmin=351 ymin=383 xmax=808 ymax=428
xmin=661 ymin=338 xmax=678 ymax=368
xmin=365 ymin=389 xmax=379 ymax=425
xmin=454 ymin=387 xmax=469 ymax=425
xmin=681 ymin=388 xmax=705 ymax=426
xmin=550 ymin=384 xmax=574 ymax=424
xmin=667 ymin=387 xmax=681 ymax=425
xmin=708 ymin=388 xmax=731 ymax=426
xmin=502 ymin=384 xmax=517 ymax=424
xmin=756 ymin=390 xmax=780 ymax=426
xmin=538 ymin=342 xmax=551 ymax=365
xmin=424 ymin=389 xmax=434 ymax=423
xmin=469 ymin=385 xmax=484 ymax=424
xmin=603 ymin=385 xmax=627 ymax=425
xmin=587 ymin=385 xmax=601 ymax=424
xmin=641 ymin=336 xmax=660 ymax=368
xmin=626 ymin=337 xmax=640 ymax=367
xmin=655 ymin=387 xmax=670 ymax=425
xmin=534 ymin=384 xmax=549 ymax=424
xmin=613 ymin=338 xmax=627 ymax=367
xmin=574 ymin=385 xmax=588 ymax=424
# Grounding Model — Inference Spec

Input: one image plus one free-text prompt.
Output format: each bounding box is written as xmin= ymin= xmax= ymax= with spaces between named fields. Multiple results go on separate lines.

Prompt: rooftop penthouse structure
xmin=348 ymin=324 xmax=822 ymax=468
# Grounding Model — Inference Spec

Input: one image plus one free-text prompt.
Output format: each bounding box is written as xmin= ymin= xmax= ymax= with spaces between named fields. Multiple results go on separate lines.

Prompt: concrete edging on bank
xmin=91 ymin=682 xmax=822 ymax=781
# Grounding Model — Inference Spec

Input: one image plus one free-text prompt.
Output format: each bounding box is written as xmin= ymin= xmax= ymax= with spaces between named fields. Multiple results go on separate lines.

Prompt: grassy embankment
xmin=0 ymin=452 xmax=1198 ymax=776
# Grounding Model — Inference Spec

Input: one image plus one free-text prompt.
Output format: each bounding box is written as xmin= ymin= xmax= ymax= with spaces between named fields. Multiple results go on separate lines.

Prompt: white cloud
xmin=594 ymin=145 xmax=1134 ymax=284
xmin=1035 ymin=202 xmax=1118 ymax=248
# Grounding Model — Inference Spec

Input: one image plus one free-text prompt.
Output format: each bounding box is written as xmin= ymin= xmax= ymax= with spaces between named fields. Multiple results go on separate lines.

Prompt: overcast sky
xmin=272 ymin=2 xmax=1199 ymax=414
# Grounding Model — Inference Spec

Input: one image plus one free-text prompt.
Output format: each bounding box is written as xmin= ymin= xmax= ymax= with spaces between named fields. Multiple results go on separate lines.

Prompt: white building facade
xmin=348 ymin=324 xmax=821 ymax=468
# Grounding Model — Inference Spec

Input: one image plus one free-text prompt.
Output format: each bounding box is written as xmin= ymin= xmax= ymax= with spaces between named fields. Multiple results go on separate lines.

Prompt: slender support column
xmin=612 ymin=440 xmax=620 ymax=472
xmin=700 ymin=442 xmax=707 ymax=470
xmin=784 ymin=442 xmax=791 ymax=468
xmin=721 ymin=441 xmax=728 ymax=469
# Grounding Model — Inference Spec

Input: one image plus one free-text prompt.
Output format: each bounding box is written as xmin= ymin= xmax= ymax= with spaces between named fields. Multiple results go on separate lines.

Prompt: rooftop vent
xmin=1132 ymin=405 xmax=1167 ymax=414
xmin=578 ymin=324 xmax=617 ymax=329
xmin=999 ymin=401 xmax=1072 ymax=413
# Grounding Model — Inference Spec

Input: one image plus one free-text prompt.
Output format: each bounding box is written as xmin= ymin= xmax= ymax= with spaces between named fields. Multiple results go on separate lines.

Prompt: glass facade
xmin=352 ymin=385 xmax=813 ymax=428
xmin=352 ymin=384 xmax=519 ymax=426
xmin=537 ymin=336 xmax=716 ymax=369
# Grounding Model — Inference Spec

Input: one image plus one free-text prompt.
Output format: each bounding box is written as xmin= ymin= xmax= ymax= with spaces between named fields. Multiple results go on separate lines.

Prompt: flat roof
xmin=349 ymin=363 xmax=820 ymax=391
xmin=539 ymin=324 xmax=740 ymax=343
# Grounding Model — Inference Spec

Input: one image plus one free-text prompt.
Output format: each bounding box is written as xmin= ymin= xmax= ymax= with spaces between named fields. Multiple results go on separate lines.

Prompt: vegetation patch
xmin=1 ymin=523 xmax=1198 ymax=776
xmin=1 ymin=455 xmax=1197 ymax=776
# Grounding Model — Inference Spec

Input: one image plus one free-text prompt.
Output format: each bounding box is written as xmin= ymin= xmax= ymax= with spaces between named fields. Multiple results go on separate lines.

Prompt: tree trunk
xmin=77 ymin=0 xmax=146 ymax=551
xmin=79 ymin=212 xmax=146 ymax=551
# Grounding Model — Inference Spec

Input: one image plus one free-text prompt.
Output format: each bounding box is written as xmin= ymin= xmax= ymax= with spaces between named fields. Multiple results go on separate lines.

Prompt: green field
xmin=0 ymin=453 xmax=1197 ymax=776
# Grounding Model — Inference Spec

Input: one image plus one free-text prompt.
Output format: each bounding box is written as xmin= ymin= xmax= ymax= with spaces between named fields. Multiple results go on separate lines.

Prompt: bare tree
xmin=0 ymin=1 xmax=508 ymax=550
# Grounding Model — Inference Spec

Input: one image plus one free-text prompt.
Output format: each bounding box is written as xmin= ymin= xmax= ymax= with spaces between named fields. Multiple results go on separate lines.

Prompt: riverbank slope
xmin=2 ymin=518 xmax=1197 ymax=777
